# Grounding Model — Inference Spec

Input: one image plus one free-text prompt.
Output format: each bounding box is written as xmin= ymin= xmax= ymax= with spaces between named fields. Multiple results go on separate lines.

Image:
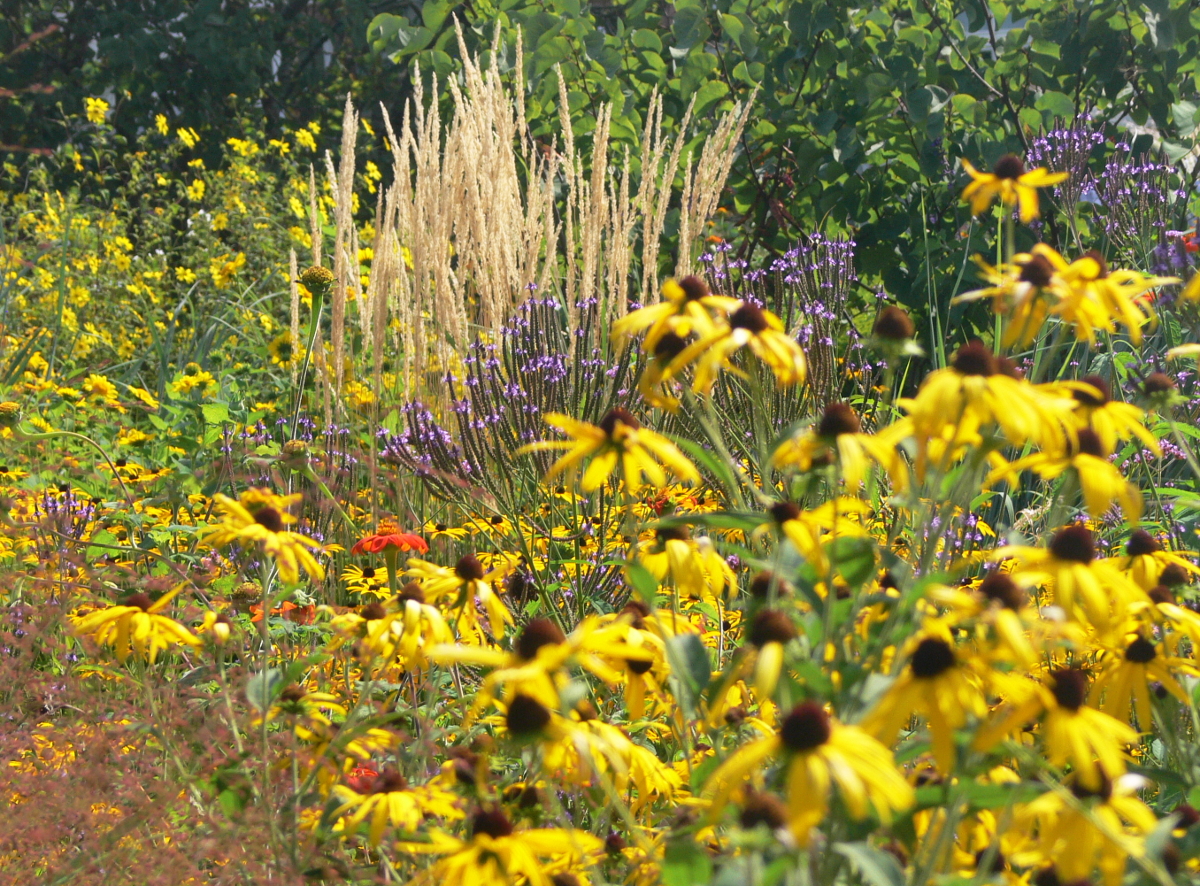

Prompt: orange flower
xmin=250 ymin=600 xmax=316 ymax=624
xmin=351 ymin=525 xmax=429 ymax=555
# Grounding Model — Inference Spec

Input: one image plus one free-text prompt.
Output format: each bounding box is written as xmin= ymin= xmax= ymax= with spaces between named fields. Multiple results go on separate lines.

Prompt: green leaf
xmin=829 ymin=535 xmax=877 ymax=587
xmin=662 ymin=836 xmax=712 ymax=886
xmin=245 ymin=668 xmax=283 ymax=712
xmin=201 ymin=402 xmax=230 ymax=425
xmin=1035 ymin=90 xmax=1074 ymax=120
xmin=832 ymin=842 xmax=904 ymax=886
xmin=666 ymin=632 xmax=711 ymax=717
xmin=672 ymin=6 xmax=711 ymax=50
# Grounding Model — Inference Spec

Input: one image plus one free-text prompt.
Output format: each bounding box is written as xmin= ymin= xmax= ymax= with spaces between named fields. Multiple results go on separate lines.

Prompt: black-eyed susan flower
xmin=200 ymin=488 xmax=324 ymax=585
xmin=397 ymin=807 xmax=603 ymax=886
xmin=667 ymin=301 xmax=807 ymax=394
xmin=1046 ymin=249 xmax=1176 ymax=346
xmin=953 ymin=250 xmax=1057 ymax=348
xmin=995 ymin=524 xmax=1148 ymax=630
xmin=1051 ymin=373 xmax=1161 ymax=456
xmin=330 ymin=768 xmax=462 ymax=847
xmin=1110 ymin=529 xmax=1199 ymax=591
xmin=960 ymin=154 xmax=1067 ymax=222
xmin=72 ymin=588 xmax=200 ymax=663
xmin=518 ymin=408 xmax=698 ymax=494
xmin=976 ymin=667 xmax=1136 ymax=791
xmin=863 ymin=622 xmax=988 ymax=773
xmin=1013 ymin=773 xmax=1155 ymax=886
xmin=744 ymin=608 xmax=797 ymax=701
xmin=422 ymin=518 xmax=469 ymax=541
xmin=1091 ymin=630 xmax=1198 ymax=729
xmin=406 ymin=554 xmax=513 ymax=639
xmin=705 ymin=701 xmax=914 ymax=846
xmin=772 ymin=402 xmax=908 ymax=490
xmin=987 ymin=427 xmax=1142 ymax=521
xmin=611 ymin=275 xmax=738 ymax=353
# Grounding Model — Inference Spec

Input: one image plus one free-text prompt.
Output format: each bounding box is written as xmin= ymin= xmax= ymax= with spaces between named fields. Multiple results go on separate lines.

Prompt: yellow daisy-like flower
xmin=953 ymin=251 xmax=1057 ymax=348
xmin=705 ymin=701 xmax=914 ymax=846
xmin=960 ymin=154 xmax=1067 ymax=222
xmin=1109 ymin=529 xmax=1199 ymax=591
xmin=611 ymin=275 xmax=739 ymax=353
xmin=772 ymin=402 xmax=908 ymax=490
xmin=331 ymin=769 xmax=463 ymax=847
xmin=1091 ymin=630 xmax=1198 ymax=730
xmin=397 ymin=808 xmax=603 ymax=886
xmin=667 ymin=301 xmax=807 ymax=394
xmin=1054 ymin=374 xmax=1160 ymax=457
xmin=199 ymin=488 xmax=325 ymax=585
xmin=518 ymin=408 xmax=698 ymax=494
xmin=71 ymin=588 xmax=200 ymax=663
xmin=863 ymin=622 xmax=988 ymax=773
xmin=405 ymin=554 xmax=513 ymax=639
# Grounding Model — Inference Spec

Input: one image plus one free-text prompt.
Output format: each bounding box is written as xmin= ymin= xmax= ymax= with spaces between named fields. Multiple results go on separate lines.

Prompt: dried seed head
xmin=910 ymin=637 xmax=956 ymax=678
xmin=992 ymin=154 xmax=1026 ymax=179
xmin=740 ymin=790 xmax=789 ymax=830
xmin=952 ymin=340 xmax=997 ymax=376
xmin=817 ymin=402 xmax=861 ymax=438
xmin=779 ymin=701 xmax=832 ymax=752
xmin=299 ymin=265 xmax=335 ymax=292
xmin=748 ymin=609 xmax=797 ymax=647
xmin=1143 ymin=372 xmax=1175 ymax=396
xmin=516 ymin=617 xmax=565 ymax=660
xmin=873 ymin=306 xmax=915 ymax=341
xmin=1049 ymin=525 xmax=1096 ymax=564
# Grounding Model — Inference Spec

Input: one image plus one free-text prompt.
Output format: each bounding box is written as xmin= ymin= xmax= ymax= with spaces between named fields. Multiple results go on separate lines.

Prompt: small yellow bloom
xmin=84 ymin=97 xmax=109 ymax=126
xmin=72 ymin=588 xmax=200 ymax=663
xmin=961 ymin=154 xmax=1067 ymax=222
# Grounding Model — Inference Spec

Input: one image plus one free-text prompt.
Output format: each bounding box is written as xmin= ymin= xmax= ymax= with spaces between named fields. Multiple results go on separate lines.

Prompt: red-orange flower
xmin=351 ymin=527 xmax=429 ymax=555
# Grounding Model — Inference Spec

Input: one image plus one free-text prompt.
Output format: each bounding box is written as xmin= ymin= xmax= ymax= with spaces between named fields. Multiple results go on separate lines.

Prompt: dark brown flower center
xmin=122 ymin=592 xmax=153 ymax=611
xmin=910 ymin=637 xmax=956 ymax=678
xmin=873 ymin=306 xmax=915 ymax=341
xmin=621 ymin=599 xmax=650 ymax=630
xmin=1174 ymin=803 xmax=1200 ymax=828
xmin=655 ymin=525 xmax=691 ymax=543
xmin=455 ymin=555 xmax=485 ymax=581
xmin=1050 ymin=668 xmax=1087 ymax=710
xmin=730 ymin=303 xmax=770 ymax=333
xmin=1144 ymin=372 xmax=1175 ymax=395
xmin=779 ymin=701 xmax=832 ymax=751
xmin=471 ymin=808 xmax=515 ymax=839
xmin=1149 ymin=585 xmax=1176 ymax=605
xmin=1126 ymin=530 xmax=1162 ymax=557
xmin=1073 ymin=428 xmax=1106 ymax=458
xmin=817 ymin=402 xmax=861 ymax=438
xmin=1018 ymin=253 xmax=1055 ymax=288
xmin=678 ymin=275 xmax=710 ymax=301
xmin=952 ymin=340 xmax=996 ymax=377
xmin=1049 ymin=525 xmax=1096 ymax=564
xmin=279 ymin=685 xmax=307 ymax=703
xmin=371 ymin=769 xmax=408 ymax=793
xmin=516 ymin=617 xmax=566 ymax=660
xmin=599 ymin=407 xmax=640 ymax=436
xmin=1160 ymin=563 xmax=1191 ymax=587
xmin=361 ymin=566 xmax=376 ymax=579
xmin=992 ymin=154 xmax=1026 ymax=179
xmin=1070 ymin=772 xmax=1112 ymax=801
xmin=1125 ymin=637 xmax=1157 ymax=663
xmin=360 ymin=603 xmax=386 ymax=621
xmin=740 ymin=790 xmax=789 ymax=830
xmin=653 ymin=332 xmax=689 ymax=362
xmin=254 ymin=506 xmax=285 ymax=533
xmin=979 ymin=571 xmax=1025 ymax=610
xmin=770 ymin=501 xmax=802 ymax=524
xmin=748 ymin=609 xmax=796 ymax=647
xmin=626 ymin=656 xmax=654 ymax=675
xmin=506 ymin=694 xmax=551 ymax=737
xmin=396 ymin=581 xmax=426 ymax=605
xmin=1073 ymin=375 xmax=1110 ymax=406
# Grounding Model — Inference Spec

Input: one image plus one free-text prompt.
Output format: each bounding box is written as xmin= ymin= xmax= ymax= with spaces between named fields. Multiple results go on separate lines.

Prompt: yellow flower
xmin=397 ymin=809 xmax=603 ymax=886
xmin=186 ymin=179 xmax=205 ymax=202
xmin=84 ymin=97 xmax=109 ymax=126
xmin=953 ymin=251 xmax=1057 ymax=348
xmin=1091 ymin=631 xmax=1198 ymax=730
xmin=405 ymin=554 xmax=513 ymax=639
xmin=267 ymin=331 xmax=300 ymax=368
xmin=863 ymin=622 xmax=988 ymax=773
xmin=960 ymin=154 xmax=1067 ymax=222
xmin=72 ymin=588 xmax=199 ymax=663
xmin=518 ymin=408 xmax=698 ymax=494
xmin=705 ymin=701 xmax=913 ymax=846
xmin=154 ymin=114 xmax=169 ymax=135
xmin=611 ymin=275 xmax=738 ymax=353
xmin=331 ymin=770 xmax=462 ymax=847
xmin=772 ymin=402 xmax=908 ymax=490
xmin=200 ymin=488 xmax=325 ymax=584
xmin=667 ymin=301 xmax=807 ymax=393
